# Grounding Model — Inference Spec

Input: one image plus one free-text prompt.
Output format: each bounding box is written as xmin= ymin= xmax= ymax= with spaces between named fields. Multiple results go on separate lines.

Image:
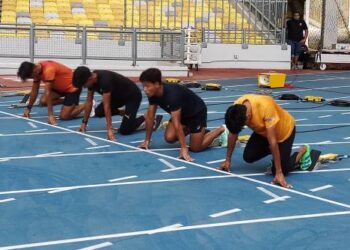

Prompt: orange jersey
xmin=235 ymin=94 xmax=295 ymax=142
xmin=35 ymin=61 xmax=76 ymax=93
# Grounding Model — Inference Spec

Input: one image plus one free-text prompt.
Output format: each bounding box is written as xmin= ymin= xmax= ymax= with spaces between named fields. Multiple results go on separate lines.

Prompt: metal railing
xmin=0 ymin=24 xmax=184 ymax=65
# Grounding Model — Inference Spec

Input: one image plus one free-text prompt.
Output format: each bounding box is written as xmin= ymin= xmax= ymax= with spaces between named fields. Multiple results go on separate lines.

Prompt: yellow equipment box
xmin=257 ymin=72 xmax=286 ymax=88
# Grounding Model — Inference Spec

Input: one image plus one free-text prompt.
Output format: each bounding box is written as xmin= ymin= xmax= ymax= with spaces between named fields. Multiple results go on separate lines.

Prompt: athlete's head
xmin=17 ymin=61 xmax=38 ymax=81
xmin=293 ymin=11 xmax=301 ymax=20
xmin=73 ymin=66 xmax=95 ymax=89
xmin=225 ymin=104 xmax=247 ymax=134
xmin=139 ymin=68 xmax=163 ymax=97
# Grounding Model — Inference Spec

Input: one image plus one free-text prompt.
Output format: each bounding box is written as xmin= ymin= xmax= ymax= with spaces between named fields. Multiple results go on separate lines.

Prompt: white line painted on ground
xmin=161 ymin=166 xmax=187 ymax=173
xmin=77 ymin=242 xmax=113 ymax=250
xmin=295 ymin=118 xmax=308 ymax=122
xmin=27 ymin=122 xmax=37 ymax=129
xmin=0 ymin=100 xmax=21 ymax=104
xmin=0 ymin=175 xmax=232 ymax=196
xmin=35 ymin=152 xmax=63 ymax=157
xmin=25 ymin=129 xmax=48 ymax=133
xmin=318 ymin=115 xmax=332 ymax=118
xmin=48 ymin=187 xmax=77 ymax=194
xmin=310 ymin=185 xmax=333 ymax=192
xmin=85 ymin=138 xmax=98 ymax=146
xmin=341 ymin=112 xmax=350 ymax=115
xmin=68 ymin=125 xmax=80 ymax=128
xmin=1 ymin=211 xmax=350 ymax=249
xmin=206 ymin=159 xmax=226 ymax=164
xmin=130 ymin=140 xmax=144 ymax=144
xmin=148 ymin=223 xmax=183 ymax=235
xmin=85 ymin=145 xmax=110 ymax=150
xmin=0 ymin=198 xmax=15 ymax=203
xmin=264 ymin=196 xmax=291 ymax=204
xmin=344 ymin=137 xmax=350 ymax=140
xmin=108 ymin=175 xmax=138 ymax=183
xmin=257 ymin=187 xmax=280 ymax=199
xmin=2 ymin=111 xmax=350 ymax=210
xmin=0 ymin=131 xmax=71 ymax=137
xmin=158 ymin=158 xmax=177 ymax=169
xmin=112 ymin=121 xmax=121 ymax=124
xmin=209 ymin=208 xmax=241 ymax=218
xmin=0 ymin=150 xmax=139 ymax=162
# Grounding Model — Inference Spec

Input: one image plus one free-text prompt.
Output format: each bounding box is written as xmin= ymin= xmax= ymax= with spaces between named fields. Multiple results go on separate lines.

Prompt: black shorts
xmin=182 ymin=109 xmax=207 ymax=134
xmin=54 ymin=88 xmax=82 ymax=106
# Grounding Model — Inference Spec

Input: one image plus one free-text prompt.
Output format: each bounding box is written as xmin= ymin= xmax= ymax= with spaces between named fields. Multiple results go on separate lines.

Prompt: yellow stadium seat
xmin=79 ymin=19 xmax=94 ymax=26
xmin=47 ymin=18 xmax=63 ymax=25
xmin=73 ymin=13 xmax=88 ymax=20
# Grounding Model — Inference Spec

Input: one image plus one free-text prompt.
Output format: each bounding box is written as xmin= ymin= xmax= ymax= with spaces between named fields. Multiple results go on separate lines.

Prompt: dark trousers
xmin=243 ymin=127 xmax=296 ymax=175
xmin=95 ymin=92 xmax=145 ymax=135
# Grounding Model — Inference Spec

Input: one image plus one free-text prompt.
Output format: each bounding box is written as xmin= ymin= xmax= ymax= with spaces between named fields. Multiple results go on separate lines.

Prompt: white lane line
xmin=158 ymin=158 xmax=177 ymax=170
xmin=0 ymin=100 xmax=21 ymax=104
xmin=295 ymin=118 xmax=308 ymax=122
xmin=1 ymin=211 xmax=350 ymax=249
xmin=85 ymin=138 xmax=98 ymax=146
xmin=209 ymin=208 xmax=241 ymax=218
xmin=68 ymin=125 xmax=80 ymax=128
xmin=344 ymin=137 xmax=350 ymax=140
xmin=341 ymin=112 xmax=350 ymax=115
xmin=0 ymin=132 xmax=71 ymax=137
xmin=27 ymin=122 xmax=37 ymax=129
xmin=0 ymin=198 xmax=15 ymax=203
xmin=108 ymin=175 xmax=138 ymax=183
xmin=48 ymin=187 xmax=77 ymax=194
xmin=86 ymin=145 xmax=110 ymax=150
xmin=257 ymin=187 xmax=280 ymax=199
xmin=278 ymin=103 xmax=290 ymax=106
xmin=206 ymin=159 xmax=226 ymax=164
xmin=0 ymin=175 xmax=232 ymax=196
xmin=112 ymin=121 xmax=121 ymax=124
xmin=310 ymin=185 xmax=334 ymax=192
xmin=0 ymin=150 xmax=139 ymax=162
xmin=35 ymin=152 xmax=63 ymax=157
xmin=77 ymin=242 xmax=113 ymax=250
xmin=264 ymin=196 xmax=291 ymax=204
xmin=25 ymin=129 xmax=48 ymax=133
xmin=0 ymin=158 xmax=9 ymax=162
xmin=130 ymin=140 xmax=144 ymax=144
xmin=161 ymin=166 xmax=187 ymax=173
xmin=318 ymin=141 xmax=332 ymax=144
xmin=2 ymin=110 xmax=350 ymax=210
xmin=148 ymin=223 xmax=183 ymax=235
xmin=318 ymin=115 xmax=332 ymax=118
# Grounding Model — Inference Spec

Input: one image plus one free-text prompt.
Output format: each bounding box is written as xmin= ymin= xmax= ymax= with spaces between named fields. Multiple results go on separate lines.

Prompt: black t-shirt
xmin=286 ymin=19 xmax=308 ymax=42
xmin=89 ymin=70 xmax=140 ymax=103
xmin=148 ymin=83 xmax=206 ymax=120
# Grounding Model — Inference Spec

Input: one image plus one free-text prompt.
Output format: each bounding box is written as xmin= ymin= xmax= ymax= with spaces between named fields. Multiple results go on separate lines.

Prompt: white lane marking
xmin=85 ymin=138 xmax=98 ymax=146
xmin=264 ymin=196 xmax=291 ymax=204
xmin=35 ymin=152 xmax=63 ymax=157
xmin=318 ymin=115 xmax=332 ymax=118
xmin=1 ymin=211 xmax=350 ymax=249
xmin=48 ymin=187 xmax=77 ymax=194
xmin=85 ymin=145 xmax=110 ymax=150
xmin=310 ymin=185 xmax=334 ymax=192
xmin=108 ymin=175 xmax=138 ymax=183
xmin=0 ymin=198 xmax=16 ymax=203
xmin=295 ymin=118 xmax=308 ymax=122
xmin=0 ymin=175 xmax=232 ymax=196
xmin=77 ymin=242 xmax=113 ymax=250
xmin=257 ymin=187 xmax=280 ymax=199
xmin=27 ymin=122 xmax=37 ymax=129
xmin=206 ymin=159 xmax=226 ymax=164
xmin=209 ymin=208 xmax=241 ymax=218
xmin=148 ymin=223 xmax=183 ymax=235
xmin=25 ymin=129 xmax=48 ymax=133
xmin=161 ymin=166 xmax=187 ymax=173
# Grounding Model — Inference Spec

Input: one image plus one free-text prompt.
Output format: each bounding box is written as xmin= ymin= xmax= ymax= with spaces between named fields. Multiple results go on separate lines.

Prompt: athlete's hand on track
xmin=48 ymin=115 xmax=57 ymax=126
xmin=273 ymin=173 xmax=293 ymax=189
xmin=107 ymin=128 xmax=116 ymax=141
xmin=79 ymin=123 xmax=87 ymax=133
xmin=139 ymin=140 xmax=150 ymax=150
xmin=178 ymin=147 xmax=193 ymax=162
xmin=23 ymin=109 xmax=31 ymax=118
xmin=218 ymin=160 xmax=231 ymax=172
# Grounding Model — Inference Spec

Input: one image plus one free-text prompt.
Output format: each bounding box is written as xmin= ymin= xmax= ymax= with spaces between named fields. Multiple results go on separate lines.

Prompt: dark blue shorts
xmin=288 ymin=40 xmax=301 ymax=57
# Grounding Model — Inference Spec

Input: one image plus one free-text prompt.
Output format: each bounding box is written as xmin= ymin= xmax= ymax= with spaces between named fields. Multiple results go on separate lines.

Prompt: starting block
xmin=165 ymin=78 xmax=181 ymax=84
xmin=202 ymin=83 xmax=222 ymax=91
xmin=258 ymin=72 xmax=286 ymax=88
